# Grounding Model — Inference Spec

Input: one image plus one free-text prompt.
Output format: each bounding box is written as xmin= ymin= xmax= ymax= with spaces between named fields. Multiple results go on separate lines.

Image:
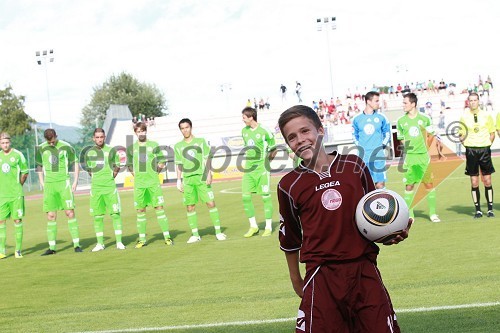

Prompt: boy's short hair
xmin=93 ymin=128 xmax=105 ymax=136
xmin=364 ymin=91 xmax=380 ymax=102
xmin=44 ymin=128 xmax=57 ymax=140
xmin=403 ymin=92 xmax=418 ymax=106
xmin=0 ymin=132 xmax=11 ymax=140
xmin=178 ymin=118 xmax=192 ymax=128
xmin=134 ymin=122 xmax=147 ymax=132
xmin=278 ymin=105 xmax=323 ymax=136
xmin=242 ymin=107 xmax=258 ymax=122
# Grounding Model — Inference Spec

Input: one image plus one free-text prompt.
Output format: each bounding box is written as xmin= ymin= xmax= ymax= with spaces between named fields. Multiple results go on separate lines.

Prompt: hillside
xmin=36 ymin=122 xmax=82 ymax=144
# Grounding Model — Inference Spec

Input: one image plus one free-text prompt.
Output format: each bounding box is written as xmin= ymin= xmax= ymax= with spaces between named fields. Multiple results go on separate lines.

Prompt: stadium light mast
xmin=36 ymin=49 xmax=55 ymax=128
xmin=316 ymin=16 xmax=336 ymax=99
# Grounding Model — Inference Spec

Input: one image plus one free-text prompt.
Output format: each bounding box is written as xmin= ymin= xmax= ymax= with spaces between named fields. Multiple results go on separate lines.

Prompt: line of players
xmin=0 ymin=92 xmax=494 ymax=258
xmin=352 ymin=91 xmax=497 ymax=223
xmin=0 ymin=107 xmax=276 ymax=257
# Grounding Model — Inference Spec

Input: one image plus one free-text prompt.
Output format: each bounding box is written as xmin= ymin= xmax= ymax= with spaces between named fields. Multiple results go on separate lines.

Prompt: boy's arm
xmin=285 ymin=251 xmax=303 ymax=298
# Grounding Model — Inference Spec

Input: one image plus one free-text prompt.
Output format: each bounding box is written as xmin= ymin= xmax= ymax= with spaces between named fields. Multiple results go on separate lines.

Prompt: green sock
xmin=0 ymin=223 xmax=6 ymax=254
xmin=14 ymin=222 xmax=23 ymax=252
xmin=47 ymin=221 xmax=57 ymax=250
xmin=137 ymin=213 xmax=147 ymax=242
xmin=427 ymin=189 xmax=437 ymax=216
xmin=93 ymin=215 xmax=105 ymax=245
xmin=262 ymin=194 xmax=273 ymax=220
xmin=209 ymin=208 xmax=222 ymax=234
xmin=187 ymin=211 xmax=199 ymax=236
xmin=155 ymin=209 xmax=170 ymax=239
xmin=111 ymin=213 xmax=123 ymax=243
xmin=404 ymin=190 xmax=416 ymax=218
xmin=242 ymin=193 xmax=255 ymax=218
xmin=68 ymin=218 xmax=80 ymax=247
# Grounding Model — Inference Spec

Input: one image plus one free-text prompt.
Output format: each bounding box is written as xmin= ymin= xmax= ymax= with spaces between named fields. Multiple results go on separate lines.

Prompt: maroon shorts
xmin=296 ymin=259 xmax=400 ymax=333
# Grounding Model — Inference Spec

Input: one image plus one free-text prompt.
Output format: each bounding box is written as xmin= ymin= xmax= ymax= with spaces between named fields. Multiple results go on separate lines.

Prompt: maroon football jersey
xmin=278 ymin=152 xmax=379 ymax=271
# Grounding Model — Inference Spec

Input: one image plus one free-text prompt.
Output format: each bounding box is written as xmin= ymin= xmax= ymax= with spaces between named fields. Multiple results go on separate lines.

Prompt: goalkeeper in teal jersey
xmin=126 ymin=122 xmax=173 ymax=248
xmin=174 ymin=118 xmax=226 ymax=243
xmin=0 ymin=133 xmax=28 ymax=259
xmin=83 ymin=128 xmax=125 ymax=251
xmin=397 ymin=93 xmax=440 ymax=223
xmin=241 ymin=107 xmax=277 ymax=237
xmin=36 ymin=129 xmax=82 ymax=255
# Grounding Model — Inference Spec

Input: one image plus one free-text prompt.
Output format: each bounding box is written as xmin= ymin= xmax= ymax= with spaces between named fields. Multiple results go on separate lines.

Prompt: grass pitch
xmin=1 ymin=158 xmax=499 ymax=332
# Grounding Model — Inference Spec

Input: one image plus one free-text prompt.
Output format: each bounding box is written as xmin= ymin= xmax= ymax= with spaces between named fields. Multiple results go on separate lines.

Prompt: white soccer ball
xmin=355 ymin=189 xmax=409 ymax=243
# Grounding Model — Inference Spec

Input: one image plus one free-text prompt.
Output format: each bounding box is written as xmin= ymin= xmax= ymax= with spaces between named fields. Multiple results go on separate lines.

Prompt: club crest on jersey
xmin=49 ymin=154 xmax=59 ymax=165
xmin=374 ymin=117 xmax=380 ymax=123
xmin=363 ymin=124 xmax=375 ymax=135
xmin=10 ymin=157 xmax=15 ymax=162
xmin=2 ymin=163 xmax=10 ymax=173
xmin=321 ymin=188 xmax=342 ymax=210
xmin=409 ymin=126 xmax=420 ymax=137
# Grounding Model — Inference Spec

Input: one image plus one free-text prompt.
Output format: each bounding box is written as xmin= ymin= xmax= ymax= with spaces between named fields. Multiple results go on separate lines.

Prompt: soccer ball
xmin=355 ymin=189 xmax=409 ymax=243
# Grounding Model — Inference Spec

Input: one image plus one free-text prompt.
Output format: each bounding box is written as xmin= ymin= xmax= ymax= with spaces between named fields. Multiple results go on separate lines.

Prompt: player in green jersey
xmin=174 ymin=118 xmax=226 ymax=243
xmin=83 ymin=128 xmax=125 ymax=251
xmin=241 ymin=107 xmax=277 ymax=237
xmin=0 ymin=133 xmax=28 ymax=259
xmin=126 ymin=122 xmax=173 ymax=248
xmin=397 ymin=93 xmax=440 ymax=223
xmin=36 ymin=129 xmax=82 ymax=255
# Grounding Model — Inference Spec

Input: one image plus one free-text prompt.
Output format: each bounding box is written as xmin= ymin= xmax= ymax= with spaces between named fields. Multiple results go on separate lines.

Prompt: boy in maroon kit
xmin=277 ymin=105 xmax=412 ymax=333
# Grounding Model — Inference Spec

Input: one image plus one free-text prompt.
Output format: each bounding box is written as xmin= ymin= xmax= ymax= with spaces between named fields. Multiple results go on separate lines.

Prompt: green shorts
xmin=43 ymin=180 xmax=75 ymax=212
xmin=183 ymin=175 xmax=215 ymax=206
xmin=242 ymin=168 xmax=271 ymax=195
xmin=403 ymin=154 xmax=433 ymax=185
xmin=134 ymin=185 xmax=165 ymax=209
xmin=0 ymin=197 xmax=25 ymax=220
xmin=90 ymin=188 xmax=121 ymax=216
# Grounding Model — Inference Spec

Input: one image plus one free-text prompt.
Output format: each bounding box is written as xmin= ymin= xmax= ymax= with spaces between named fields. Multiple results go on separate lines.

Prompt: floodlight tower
xmin=36 ymin=49 xmax=55 ymax=128
xmin=316 ymin=17 xmax=336 ymax=99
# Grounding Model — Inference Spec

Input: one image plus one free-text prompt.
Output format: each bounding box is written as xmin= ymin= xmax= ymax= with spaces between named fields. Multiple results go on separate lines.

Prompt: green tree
xmin=0 ymin=86 xmax=36 ymax=136
xmin=80 ymin=72 xmax=168 ymax=143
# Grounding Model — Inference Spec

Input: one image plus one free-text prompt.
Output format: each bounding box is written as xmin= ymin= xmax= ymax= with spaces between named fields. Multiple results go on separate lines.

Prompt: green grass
xmin=1 ymin=159 xmax=499 ymax=332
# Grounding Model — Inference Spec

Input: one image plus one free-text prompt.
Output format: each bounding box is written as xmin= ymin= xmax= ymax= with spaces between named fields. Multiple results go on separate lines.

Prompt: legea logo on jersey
xmin=363 ymin=124 xmax=375 ymax=135
xmin=409 ymin=126 xmax=420 ymax=137
xmin=2 ymin=163 xmax=10 ymax=173
xmin=321 ymin=189 xmax=342 ymax=210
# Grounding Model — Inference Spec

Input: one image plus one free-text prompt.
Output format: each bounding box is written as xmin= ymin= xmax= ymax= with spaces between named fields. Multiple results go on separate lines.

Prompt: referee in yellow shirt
xmin=459 ymin=93 xmax=495 ymax=218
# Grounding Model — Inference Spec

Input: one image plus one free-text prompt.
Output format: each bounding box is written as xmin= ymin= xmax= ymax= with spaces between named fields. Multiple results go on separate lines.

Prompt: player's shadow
xmin=445 ymin=205 xmax=474 ymax=216
xmin=197 ymin=226 xmax=228 ymax=238
xmin=148 ymin=228 xmax=187 ymax=244
xmin=19 ymin=241 xmax=56 ymax=255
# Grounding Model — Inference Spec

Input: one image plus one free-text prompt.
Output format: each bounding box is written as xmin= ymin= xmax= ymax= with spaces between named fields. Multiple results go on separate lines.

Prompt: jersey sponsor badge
xmin=321 ymin=188 xmax=342 ymax=210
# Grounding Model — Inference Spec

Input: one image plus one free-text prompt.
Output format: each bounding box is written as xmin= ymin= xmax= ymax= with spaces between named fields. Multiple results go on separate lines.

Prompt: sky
xmin=1 ymin=0 xmax=499 ymax=127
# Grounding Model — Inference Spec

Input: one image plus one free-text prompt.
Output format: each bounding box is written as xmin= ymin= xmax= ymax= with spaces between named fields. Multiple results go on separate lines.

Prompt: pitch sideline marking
xmin=74 ymin=301 xmax=500 ymax=333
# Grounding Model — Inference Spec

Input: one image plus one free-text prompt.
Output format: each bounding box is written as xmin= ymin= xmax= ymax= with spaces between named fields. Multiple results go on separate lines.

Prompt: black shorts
xmin=465 ymin=147 xmax=495 ymax=176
